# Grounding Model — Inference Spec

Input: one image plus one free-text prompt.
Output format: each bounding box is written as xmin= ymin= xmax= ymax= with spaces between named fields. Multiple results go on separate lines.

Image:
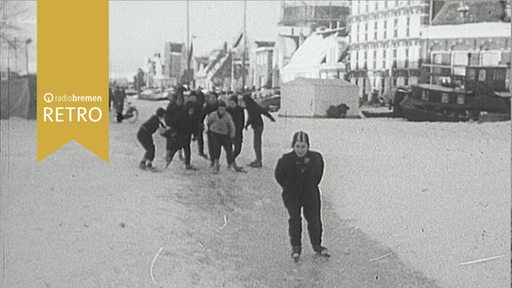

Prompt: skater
xmin=243 ymin=93 xmax=275 ymax=168
xmin=201 ymin=93 xmax=219 ymax=166
xmin=165 ymin=94 xmax=185 ymax=162
xmin=226 ymin=94 xmax=246 ymax=172
xmin=137 ymin=107 xmax=167 ymax=172
xmin=274 ymin=131 xmax=329 ymax=261
xmin=194 ymin=89 xmax=208 ymax=159
xmin=207 ymin=100 xmax=235 ymax=174
xmin=164 ymin=102 xmax=198 ymax=170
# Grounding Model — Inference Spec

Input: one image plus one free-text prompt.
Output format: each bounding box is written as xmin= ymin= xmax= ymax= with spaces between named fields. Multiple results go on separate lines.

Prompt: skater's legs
xmin=282 ymin=193 xmax=302 ymax=247
xmin=210 ymin=132 xmax=222 ymax=161
xmin=221 ymin=136 xmax=234 ymax=165
xmin=207 ymin=131 xmax=215 ymax=160
xmin=233 ymin=135 xmax=242 ymax=160
xmin=137 ymin=130 xmax=155 ymax=162
xmin=302 ymin=189 xmax=323 ymax=248
xmin=253 ymin=126 xmax=263 ymax=162
xmin=197 ymin=129 xmax=205 ymax=155
xmin=182 ymin=136 xmax=192 ymax=166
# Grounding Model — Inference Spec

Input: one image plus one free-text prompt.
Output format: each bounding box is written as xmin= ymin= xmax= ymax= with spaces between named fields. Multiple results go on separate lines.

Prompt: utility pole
xmin=186 ymin=0 xmax=190 ymax=87
xmin=242 ymin=0 xmax=247 ymax=91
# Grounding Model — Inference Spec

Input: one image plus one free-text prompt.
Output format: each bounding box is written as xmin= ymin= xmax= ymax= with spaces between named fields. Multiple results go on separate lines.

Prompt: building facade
xmin=420 ymin=0 xmax=511 ymax=86
xmin=348 ymin=0 xmax=435 ymax=99
xmin=273 ymin=1 xmax=351 ymax=87
xmin=250 ymin=41 xmax=274 ymax=89
xmin=163 ymin=42 xmax=186 ymax=85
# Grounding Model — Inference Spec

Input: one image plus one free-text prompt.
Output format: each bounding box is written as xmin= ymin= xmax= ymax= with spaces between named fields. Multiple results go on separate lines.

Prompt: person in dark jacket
xmin=113 ymin=86 xmax=126 ymax=122
xmin=164 ymin=102 xmax=198 ymax=170
xmin=194 ymin=89 xmax=208 ymax=159
xmin=227 ymin=94 xmax=246 ymax=172
xmin=274 ymin=131 xmax=329 ymax=261
xmin=137 ymin=107 xmax=167 ymax=172
xmin=243 ymin=93 xmax=275 ymax=168
xmin=202 ymin=93 xmax=219 ymax=166
xmin=165 ymin=94 xmax=185 ymax=162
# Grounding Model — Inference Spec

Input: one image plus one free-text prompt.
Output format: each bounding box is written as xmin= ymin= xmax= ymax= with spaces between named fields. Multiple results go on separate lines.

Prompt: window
xmin=355 ymin=51 xmax=359 ymax=69
xmin=385 ymin=0 xmax=388 ymax=9
xmin=394 ymin=19 xmax=398 ymax=38
xmin=375 ymin=1 xmax=378 ymax=11
xmin=405 ymin=48 xmax=409 ymax=68
xmin=366 ymin=1 xmax=369 ymax=12
xmin=441 ymin=93 xmax=449 ymax=104
xmin=357 ymin=0 xmax=361 ymax=14
xmin=356 ymin=24 xmax=360 ymax=42
xmin=393 ymin=77 xmax=397 ymax=87
xmin=374 ymin=21 xmax=378 ymax=40
xmin=406 ymin=17 xmax=410 ymax=37
xmin=404 ymin=77 xmax=409 ymax=86
xmin=365 ymin=23 xmax=368 ymax=41
xmin=421 ymin=90 xmax=428 ymax=101
xmin=382 ymin=50 xmax=387 ymax=69
xmin=478 ymin=69 xmax=486 ymax=81
xmin=364 ymin=51 xmax=368 ymax=69
xmin=383 ymin=20 xmax=387 ymax=39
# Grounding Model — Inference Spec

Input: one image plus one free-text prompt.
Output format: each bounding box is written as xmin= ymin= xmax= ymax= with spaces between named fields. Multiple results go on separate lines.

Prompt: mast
xmin=242 ymin=0 xmax=247 ymax=91
xmin=186 ymin=0 xmax=190 ymax=86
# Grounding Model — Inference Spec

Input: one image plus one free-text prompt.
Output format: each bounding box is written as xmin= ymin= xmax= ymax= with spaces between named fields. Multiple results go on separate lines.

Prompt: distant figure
xmin=243 ymin=93 xmax=275 ymax=168
xmin=207 ymin=100 xmax=235 ymax=174
xmin=113 ymin=86 xmax=126 ymax=122
xmin=275 ymin=131 xmax=329 ymax=261
xmin=137 ymin=108 xmax=167 ymax=172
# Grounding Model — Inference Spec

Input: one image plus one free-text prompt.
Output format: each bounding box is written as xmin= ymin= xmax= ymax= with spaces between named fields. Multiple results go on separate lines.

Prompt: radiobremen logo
xmin=42 ymin=93 xmax=103 ymax=123
xmin=37 ymin=0 xmax=108 ymax=162
xmin=37 ymin=90 xmax=109 ymax=162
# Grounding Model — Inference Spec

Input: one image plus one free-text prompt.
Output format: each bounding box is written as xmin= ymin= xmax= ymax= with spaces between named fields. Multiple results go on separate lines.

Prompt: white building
xmin=348 ymin=0 xmax=434 ymax=99
xmin=281 ymin=29 xmax=348 ymax=83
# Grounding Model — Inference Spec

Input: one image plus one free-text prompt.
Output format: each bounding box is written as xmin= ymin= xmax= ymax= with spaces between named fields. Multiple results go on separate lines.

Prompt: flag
xmin=233 ymin=29 xmax=243 ymax=48
xmin=187 ymin=40 xmax=193 ymax=68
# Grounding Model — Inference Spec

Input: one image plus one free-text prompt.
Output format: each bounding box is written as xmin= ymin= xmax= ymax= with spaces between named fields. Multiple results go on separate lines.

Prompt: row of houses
xmin=152 ymin=0 xmax=510 ymax=99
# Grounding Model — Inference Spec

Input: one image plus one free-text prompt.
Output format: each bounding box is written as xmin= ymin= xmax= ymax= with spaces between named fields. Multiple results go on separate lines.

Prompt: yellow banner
xmin=37 ymin=0 xmax=109 ymax=162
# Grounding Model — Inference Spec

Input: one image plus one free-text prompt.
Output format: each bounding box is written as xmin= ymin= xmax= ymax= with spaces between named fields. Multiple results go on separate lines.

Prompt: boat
xmin=400 ymin=66 xmax=510 ymax=122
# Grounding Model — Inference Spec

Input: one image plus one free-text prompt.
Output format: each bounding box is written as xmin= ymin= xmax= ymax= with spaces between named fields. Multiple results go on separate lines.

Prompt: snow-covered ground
xmin=1 ymin=98 xmax=510 ymax=287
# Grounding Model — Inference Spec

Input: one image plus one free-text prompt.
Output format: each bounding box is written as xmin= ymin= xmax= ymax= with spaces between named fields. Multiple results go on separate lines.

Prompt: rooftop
xmin=432 ymin=0 xmax=510 ymax=25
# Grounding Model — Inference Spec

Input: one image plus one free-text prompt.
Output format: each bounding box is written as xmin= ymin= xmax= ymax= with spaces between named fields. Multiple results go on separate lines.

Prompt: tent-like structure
xmin=279 ymin=78 xmax=359 ymax=118
xmin=0 ymin=75 xmax=37 ymax=119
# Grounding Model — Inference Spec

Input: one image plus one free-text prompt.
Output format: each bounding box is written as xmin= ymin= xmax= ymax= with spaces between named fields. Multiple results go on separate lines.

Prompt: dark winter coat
xmin=168 ymin=103 xmax=197 ymax=140
xmin=140 ymin=115 xmax=165 ymax=135
xmin=275 ymin=151 xmax=324 ymax=195
xmin=227 ymin=106 xmax=245 ymax=139
xmin=165 ymin=101 xmax=181 ymax=127
xmin=201 ymin=103 xmax=219 ymax=123
xmin=243 ymin=95 xmax=275 ymax=129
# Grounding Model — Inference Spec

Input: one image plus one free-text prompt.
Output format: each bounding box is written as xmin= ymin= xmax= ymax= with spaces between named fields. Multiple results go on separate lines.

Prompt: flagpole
xmin=186 ymin=0 xmax=191 ymax=86
xmin=242 ymin=0 xmax=247 ymax=91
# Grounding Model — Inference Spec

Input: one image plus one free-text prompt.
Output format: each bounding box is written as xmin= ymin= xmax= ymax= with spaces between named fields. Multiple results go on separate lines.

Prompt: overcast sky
xmin=109 ymin=1 xmax=282 ymax=78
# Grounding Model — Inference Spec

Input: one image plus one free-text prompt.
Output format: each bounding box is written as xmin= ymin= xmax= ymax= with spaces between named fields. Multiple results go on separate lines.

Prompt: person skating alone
xmin=137 ymin=107 xmax=167 ymax=172
xmin=274 ymin=131 xmax=329 ymax=261
xmin=164 ymin=102 xmax=199 ymax=170
xmin=207 ymin=100 xmax=235 ymax=174
xmin=226 ymin=95 xmax=246 ymax=172
xmin=243 ymin=93 xmax=275 ymax=168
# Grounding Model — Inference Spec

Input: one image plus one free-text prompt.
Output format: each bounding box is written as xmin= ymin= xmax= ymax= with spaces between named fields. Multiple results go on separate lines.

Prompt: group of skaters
xmin=136 ymin=88 xmax=329 ymax=261
xmin=137 ymin=89 xmax=275 ymax=173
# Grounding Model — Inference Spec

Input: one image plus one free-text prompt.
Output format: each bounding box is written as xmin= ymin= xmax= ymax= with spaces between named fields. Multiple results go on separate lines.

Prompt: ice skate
xmin=185 ymin=164 xmax=198 ymax=171
xmin=232 ymin=162 xmax=247 ymax=173
xmin=291 ymin=246 xmax=301 ymax=262
xmin=313 ymin=246 xmax=330 ymax=257
xmin=248 ymin=160 xmax=262 ymax=168
xmin=138 ymin=161 xmax=146 ymax=170
xmin=212 ymin=160 xmax=220 ymax=174
xmin=147 ymin=165 xmax=161 ymax=173
xmin=198 ymin=152 xmax=208 ymax=160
